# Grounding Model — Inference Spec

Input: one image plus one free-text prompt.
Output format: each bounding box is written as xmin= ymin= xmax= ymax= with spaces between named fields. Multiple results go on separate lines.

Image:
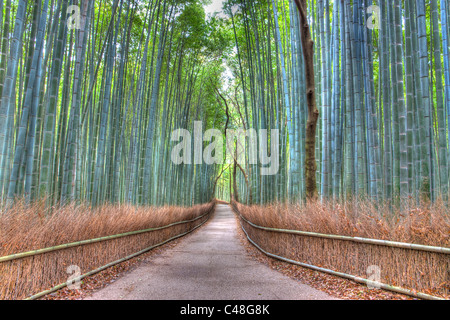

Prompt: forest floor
xmin=41 ymin=204 xmax=414 ymax=300
xmin=82 ymin=204 xmax=335 ymax=300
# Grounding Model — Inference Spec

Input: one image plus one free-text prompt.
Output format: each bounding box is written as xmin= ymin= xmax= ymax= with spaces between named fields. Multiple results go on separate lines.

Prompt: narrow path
xmin=85 ymin=204 xmax=337 ymax=300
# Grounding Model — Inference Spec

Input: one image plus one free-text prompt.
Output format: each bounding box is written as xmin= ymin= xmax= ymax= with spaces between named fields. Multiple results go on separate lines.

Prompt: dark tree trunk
xmin=233 ymin=149 xmax=239 ymax=202
xmin=294 ymin=0 xmax=319 ymax=200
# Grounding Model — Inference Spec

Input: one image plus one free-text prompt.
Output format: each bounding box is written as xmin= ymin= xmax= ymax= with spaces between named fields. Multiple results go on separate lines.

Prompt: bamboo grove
xmin=0 ymin=0 xmax=233 ymax=207
xmin=221 ymin=0 xmax=450 ymax=205
xmin=1 ymin=0 xmax=450 ymax=209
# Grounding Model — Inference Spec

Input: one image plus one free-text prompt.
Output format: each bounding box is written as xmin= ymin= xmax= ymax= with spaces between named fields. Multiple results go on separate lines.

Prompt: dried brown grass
xmin=0 ymin=200 xmax=215 ymax=300
xmin=232 ymin=199 xmax=450 ymax=299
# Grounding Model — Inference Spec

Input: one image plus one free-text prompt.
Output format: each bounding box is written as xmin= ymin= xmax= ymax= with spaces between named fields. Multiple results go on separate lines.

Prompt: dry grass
xmin=0 ymin=200 xmax=215 ymax=300
xmin=232 ymin=199 xmax=450 ymax=299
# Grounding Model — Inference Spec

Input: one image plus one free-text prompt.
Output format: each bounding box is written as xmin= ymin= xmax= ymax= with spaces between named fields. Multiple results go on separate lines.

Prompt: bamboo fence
xmin=0 ymin=204 xmax=215 ymax=299
xmin=232 ymin=203 xmax=449 ymax=300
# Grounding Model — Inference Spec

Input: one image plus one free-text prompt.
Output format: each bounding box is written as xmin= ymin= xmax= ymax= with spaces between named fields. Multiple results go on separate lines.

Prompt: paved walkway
xmin=85 ymin=204 xmax=337 ymax=300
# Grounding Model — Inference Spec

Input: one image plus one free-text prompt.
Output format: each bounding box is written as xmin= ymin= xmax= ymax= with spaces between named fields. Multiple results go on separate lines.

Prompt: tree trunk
xmin=294 ymin=0 xmax=319 ymax=200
